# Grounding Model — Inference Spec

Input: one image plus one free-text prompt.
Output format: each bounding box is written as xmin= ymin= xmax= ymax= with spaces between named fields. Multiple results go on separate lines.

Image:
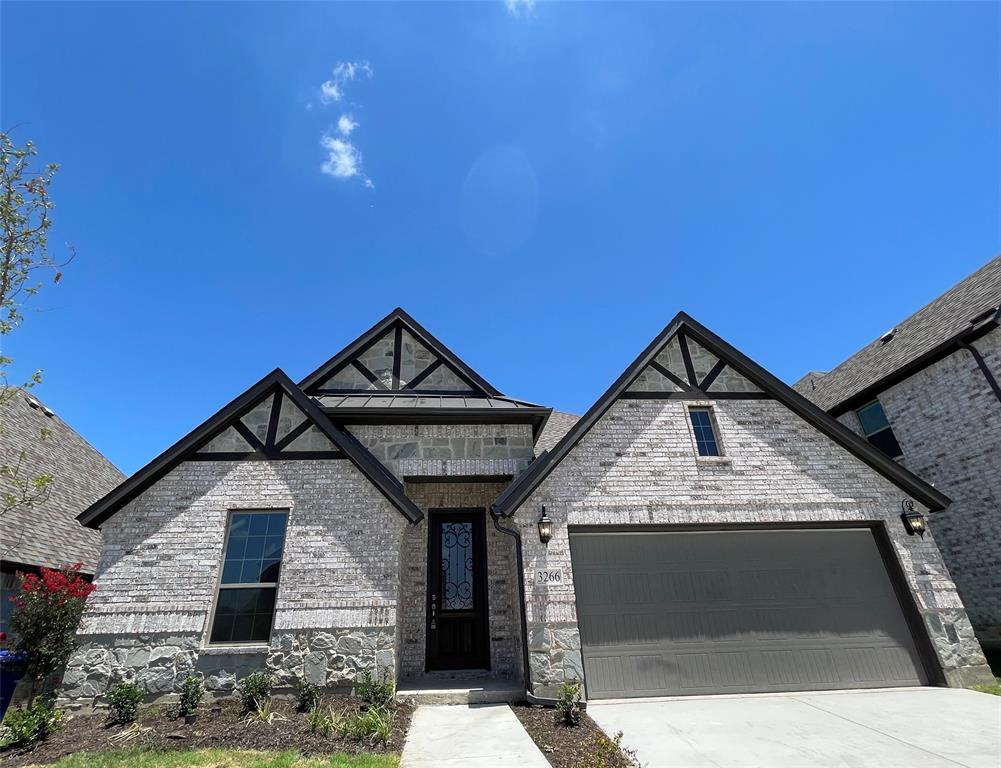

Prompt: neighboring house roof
xmin=794 ymin=254 xmax=1001 ymax=413
xmin=492 ymin=312 xmax=951 ymax=518
xmin=535 ymin=410 xmax=580 ymax=454
xmin=77 ymin=369 xmax=424 ymax=530
xmin=1 ymin=391 xmax=125 ymax=574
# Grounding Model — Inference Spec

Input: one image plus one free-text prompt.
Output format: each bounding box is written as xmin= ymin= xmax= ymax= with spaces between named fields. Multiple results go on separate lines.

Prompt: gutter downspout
xmin=489 ymin=507 xmax=563 ymax=708
xmin=958 ymin=340 xmax=1001 ymax=404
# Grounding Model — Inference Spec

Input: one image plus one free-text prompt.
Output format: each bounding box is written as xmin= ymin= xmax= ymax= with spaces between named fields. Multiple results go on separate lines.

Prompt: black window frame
xmin=208 ymin=508 xmax=289 ymax=647
xmin=688 ymin=406 xmax=722 ymax=457
xmin=855 ymin=400 xmax=904 ymax=459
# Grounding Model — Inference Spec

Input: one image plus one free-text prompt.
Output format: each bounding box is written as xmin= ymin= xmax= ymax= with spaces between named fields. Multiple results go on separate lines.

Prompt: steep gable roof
xmin=1 ymin=392 xmax=125 ymax=574
xmin=795 ymin=254 xmax=1001 ymax=413
xmin=77 ymin=369 xmax=422 ymax=529
xmin=492 ymin=312 xmax=950 ymax=517
xmin=299 ymin=308 xmax=502 ymax=396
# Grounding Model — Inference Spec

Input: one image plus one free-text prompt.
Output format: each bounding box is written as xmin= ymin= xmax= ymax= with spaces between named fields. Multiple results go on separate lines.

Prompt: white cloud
xmin=505 ymin=0 xmax=535 ymax=17
xmin=315 ymin=62 xmax=374 ymax=188
xmin=320 ymin=134 xmax=373 ymax=188
xmin=337 ymin=114 xmax=358 ymax=136
xmin=319 ymin=60 xmax=372 ymax=104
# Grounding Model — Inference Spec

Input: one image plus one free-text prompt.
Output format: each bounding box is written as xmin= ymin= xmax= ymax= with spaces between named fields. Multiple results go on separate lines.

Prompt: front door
xmin=427 ymin=509 xmax=490 ymax=670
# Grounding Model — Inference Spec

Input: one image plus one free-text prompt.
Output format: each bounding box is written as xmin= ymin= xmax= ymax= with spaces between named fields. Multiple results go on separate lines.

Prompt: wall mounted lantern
xmin=900 ymin=500 xmax=927 ymax=537
xmin=538 ymin=506 xmax=553 ymax=545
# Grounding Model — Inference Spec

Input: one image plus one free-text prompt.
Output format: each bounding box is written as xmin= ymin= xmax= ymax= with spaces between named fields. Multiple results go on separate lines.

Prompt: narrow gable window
xmin=689 ymin=407 xmax=721 ymax=457
xmin=856 ymin=400 xmax=903 ymax=459
xmin=210 ymin=510 xmax=288 ymax=645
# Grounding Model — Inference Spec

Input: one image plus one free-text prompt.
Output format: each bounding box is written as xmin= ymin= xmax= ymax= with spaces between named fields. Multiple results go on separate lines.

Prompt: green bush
xmin=293 ymin=675 xmax=320 ymax=712
xmin=176 ymin=674 xmax=204 ymax=718
xmin=354 ymin=668 xmax=394 ymax=710
xmin=106 ymin=680 xmax=144 ymax=724
xmin=306 ymin=705 xmax=334 ymax=735
xmin=0 ymin=697 xmax=63 ymax=748
xmin=571 ymin=730 xmax=640 ymax=768
xmin=333 ymin=706 xmax=394 ymax=745
xmin=237 ymin=671 xmax=272 ymax=713
xmin=556 ymin=678 xmax=583 ymax=726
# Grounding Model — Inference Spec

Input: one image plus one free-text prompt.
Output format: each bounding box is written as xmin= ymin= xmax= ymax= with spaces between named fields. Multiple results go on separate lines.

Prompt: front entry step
xmin=396 ymin=678 xmax=523 ymax=705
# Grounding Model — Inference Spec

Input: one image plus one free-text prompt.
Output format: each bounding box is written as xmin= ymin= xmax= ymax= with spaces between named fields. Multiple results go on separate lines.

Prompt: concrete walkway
xmin=589 ymin=687 xmax=1001 ymax=768
xmin=400 ymin=703 xmax=551 ymax=767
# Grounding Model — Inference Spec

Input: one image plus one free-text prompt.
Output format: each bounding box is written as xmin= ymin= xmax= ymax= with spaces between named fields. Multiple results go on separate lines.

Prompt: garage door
xmin=570 ymin=528 xmax=928 ymax=699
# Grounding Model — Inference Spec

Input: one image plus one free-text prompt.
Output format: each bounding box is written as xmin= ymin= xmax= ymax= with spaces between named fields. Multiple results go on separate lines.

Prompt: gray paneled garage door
xmin=570 ymin=528 xmax=927 ymax=699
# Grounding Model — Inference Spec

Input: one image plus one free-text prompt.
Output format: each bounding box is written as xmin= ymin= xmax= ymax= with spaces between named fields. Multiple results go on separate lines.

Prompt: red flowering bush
xmin=8 ymin=563 xmax=95 ymax=689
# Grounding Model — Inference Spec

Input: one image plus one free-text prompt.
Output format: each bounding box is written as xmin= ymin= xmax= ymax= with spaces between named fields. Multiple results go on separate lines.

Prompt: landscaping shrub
xmin=571 ymin=730 xmax=640 ymax=768
xmin=306 ymin=705 xmax=334 ymax=736
xmin=293 ymin=675 xmax=320 ymax=712
xmin=333 ymin=706 xmax=394 ymax=745
xmin=176 ymin=674 xmax=205 ymax=718
xmin=0 ymin=697 xmax=63 ymax=748
xmin=354 ymin=668 xmax=394 ymax=710
xmin=236 ymin=671 xmax=272 ymax=713
xmin=7 ymin=563 xmax=95 ymax=696
xmin=106 ymin=680 xmax=144 ymax=724
xmin=556 ymin=678 xmax=583 ymax=726
xmin=243 ymin=699 xmax=286 ymax=725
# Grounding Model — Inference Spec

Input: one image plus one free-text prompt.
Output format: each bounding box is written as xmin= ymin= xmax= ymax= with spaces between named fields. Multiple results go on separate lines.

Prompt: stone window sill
xmin=200 ymin=645 xmax=269 ymax=656
xmin=696 ymin=456 xmax=733 ymax=466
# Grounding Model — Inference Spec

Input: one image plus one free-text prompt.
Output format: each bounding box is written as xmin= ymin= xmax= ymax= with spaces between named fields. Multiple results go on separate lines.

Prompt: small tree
xmin=8 ymin=562 xmax=95 ymax=698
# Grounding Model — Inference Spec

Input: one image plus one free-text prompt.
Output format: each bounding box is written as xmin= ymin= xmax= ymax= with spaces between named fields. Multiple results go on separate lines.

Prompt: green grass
xmin=971 ymin=677 xmax=1001 ymax=696
xmin=23 ymin=748 xmax=399 ymax=768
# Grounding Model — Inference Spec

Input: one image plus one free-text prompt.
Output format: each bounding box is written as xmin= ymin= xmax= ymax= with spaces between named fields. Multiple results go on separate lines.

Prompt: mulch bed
xmin=511 ymin=704 xmax=636 ymax=768
xmin=1 ymin=696 xmax=414 ymax=767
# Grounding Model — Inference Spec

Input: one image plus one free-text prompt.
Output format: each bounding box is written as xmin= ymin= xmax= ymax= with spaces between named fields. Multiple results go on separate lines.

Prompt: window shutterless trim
xmin=687 ymin=405 xmax=723 ymax=458
xmin=205 ymin=508 xmax=289 ymax=647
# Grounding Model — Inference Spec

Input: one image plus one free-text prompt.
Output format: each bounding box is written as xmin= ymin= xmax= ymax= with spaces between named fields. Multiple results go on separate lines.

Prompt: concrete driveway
xmin=588 ymin=687 xmax=1001 ymax=768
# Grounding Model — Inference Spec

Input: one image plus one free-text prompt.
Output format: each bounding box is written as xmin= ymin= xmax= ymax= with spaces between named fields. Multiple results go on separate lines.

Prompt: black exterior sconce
xmin=900 ymin=500 xmax=927 ymax=537
xmin=538 ymin=506 xmax=553 ymax=545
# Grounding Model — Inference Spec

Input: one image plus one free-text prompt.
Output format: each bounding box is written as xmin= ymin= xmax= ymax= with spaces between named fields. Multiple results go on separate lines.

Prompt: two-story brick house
xmin=62 ymin=308 xmax=992 ymax=707
xmin=796 ymin=254 xmax=1001 ymax=658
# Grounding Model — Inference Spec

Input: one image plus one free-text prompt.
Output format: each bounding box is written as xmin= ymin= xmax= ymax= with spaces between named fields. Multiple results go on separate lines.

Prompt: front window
xmin=210 ymin=510 xmax=287 ymax=644
xmin=689 ymin=407 xmax=721 ymax=457
xmin=856 ymin=400 xmax=903 ymax=459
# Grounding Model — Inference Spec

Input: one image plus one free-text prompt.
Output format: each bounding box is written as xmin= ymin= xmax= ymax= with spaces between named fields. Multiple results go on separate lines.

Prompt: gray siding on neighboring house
xmin=61 ymin=459 xmax=407 ymax=707
xmin=509 ymin=397 xmax=992 ymax=698
xmin=835 ymin=327 xmax=1001 ymax=643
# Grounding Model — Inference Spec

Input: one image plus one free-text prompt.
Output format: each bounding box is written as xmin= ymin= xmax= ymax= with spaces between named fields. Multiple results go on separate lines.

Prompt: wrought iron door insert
xmin=427 ymin=509 xmax=489 ymax=670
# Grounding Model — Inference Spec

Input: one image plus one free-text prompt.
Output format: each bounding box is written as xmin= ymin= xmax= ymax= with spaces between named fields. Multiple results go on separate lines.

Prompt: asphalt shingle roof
xmin=794 ymin=254 xmax=1001 ymax=411
xmin=535 ymin=410 xmax=580 ymax=454
xmin=1 ymin=391 xmax=125 ymax=573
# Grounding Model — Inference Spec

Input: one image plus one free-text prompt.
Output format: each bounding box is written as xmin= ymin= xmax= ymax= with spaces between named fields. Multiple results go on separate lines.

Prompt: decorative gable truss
xmin=625 ymin=329 xmax=765 ymax=397
xmin=300 ymin=308 xmax=501 ymax=396
xmin=77 ymin=369 xmax=423 ymax=529
xmin=193 ymin=386 xmax=343 ymax=461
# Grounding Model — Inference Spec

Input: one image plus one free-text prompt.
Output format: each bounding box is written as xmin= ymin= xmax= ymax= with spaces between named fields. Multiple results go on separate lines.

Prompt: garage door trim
xmin=567 ymin=521 xmax=943 ymax=697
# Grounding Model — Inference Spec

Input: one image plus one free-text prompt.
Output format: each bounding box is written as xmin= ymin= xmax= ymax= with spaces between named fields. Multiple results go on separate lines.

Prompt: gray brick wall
xmin=62 ymin=458 xmax=407 ymax=706
xmin=841 ymin=328 xmax=1001 ymax=644
xmin=397 ymin=481 xmax=521 ymax=681
xmin=509 ymin=397 xmax=992 ymax=697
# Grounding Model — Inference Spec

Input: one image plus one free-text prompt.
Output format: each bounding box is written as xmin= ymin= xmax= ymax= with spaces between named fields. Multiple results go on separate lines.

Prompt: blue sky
xmin=2 ymin=1 xmax=998 ymax=475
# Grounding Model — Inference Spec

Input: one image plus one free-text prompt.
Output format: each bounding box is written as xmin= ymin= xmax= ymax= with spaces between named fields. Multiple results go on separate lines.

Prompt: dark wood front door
xmin=427 ymin=509 xmax=490 ymax=670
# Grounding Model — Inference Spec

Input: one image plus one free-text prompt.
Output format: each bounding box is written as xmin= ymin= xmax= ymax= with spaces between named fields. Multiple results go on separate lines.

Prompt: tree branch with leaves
xmin=0 ymin=131 xmax=68 ymax=528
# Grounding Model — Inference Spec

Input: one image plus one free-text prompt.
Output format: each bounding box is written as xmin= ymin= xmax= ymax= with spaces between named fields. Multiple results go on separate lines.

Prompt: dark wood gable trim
xmin=491 ymin=312 xmax=951 ymax=519
xmin=298 ymin=307 xmax=502 ymax=396
xmin=77 ymin=369 xmax=423 ymax=530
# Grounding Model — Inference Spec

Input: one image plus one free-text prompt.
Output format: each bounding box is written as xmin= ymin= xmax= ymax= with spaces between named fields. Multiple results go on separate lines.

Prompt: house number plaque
xmin=536 ymin=568 xmax=563 ymax=586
